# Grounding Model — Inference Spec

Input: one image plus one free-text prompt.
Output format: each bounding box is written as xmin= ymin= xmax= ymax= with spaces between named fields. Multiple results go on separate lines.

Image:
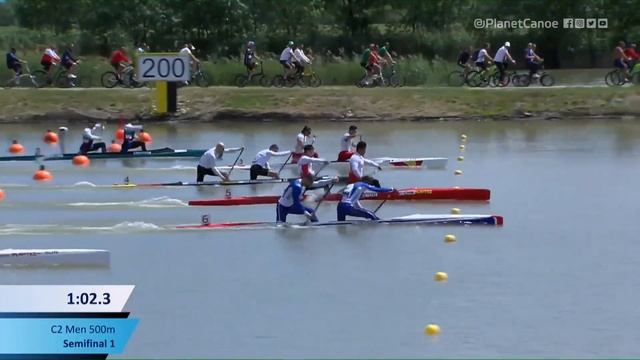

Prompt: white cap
xmin=505 ymin=41 xmax=511 ymax=47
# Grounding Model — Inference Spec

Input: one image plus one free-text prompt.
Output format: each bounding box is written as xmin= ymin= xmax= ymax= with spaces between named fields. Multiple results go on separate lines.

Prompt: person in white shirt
xmin=197 ymin=143 xmax=244 ymax=182
xmin=298 ymin=145 xmax=329 ymax=178
xmin=279 ymin=41 xmax=296 ymax=79
xmin=474 ymin=43 xmax=493 ymax=71
xmin=494 ymin=41 xmax=516 ymax=86
xmin=338 ymin=125 xmax=358 ymax=161
xmin=292 ymin=126 xmax=316 ymax=163
xmin=293 ymin=44 xmax=312 ymax=76
xmin=179 ymin=43 xmax=199 ymax=74
xmin=348 ymin=141 xmax=382 ymax=183
xmin=250 ymin=144 xmax=292 ymax=180
xmin=40 ymin=46 xmax=61 ymax=82
xmin=79 ymin=123 xmax=106 ymax=154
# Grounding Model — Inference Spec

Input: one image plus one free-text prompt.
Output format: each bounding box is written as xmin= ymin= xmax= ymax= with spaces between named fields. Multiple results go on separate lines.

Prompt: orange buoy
xmin=72 ymin=155 xmax=90 ymax=167
xmin=0 ymin=188 xmax=5 ymax=202
xmin=33 ymin=165 xmax=53 ymax=182
xmin=138 ymin=130 xmax=152 ymax=143
xmin=9 ymin=140 xmax=24 ymax=154
xmin=43 ymin=130 xmax=59 ymax=144
xmin=115 ymin=128 xmax=125 ymax=141
xmin=108 ymin=140 xmax=122 ymax=153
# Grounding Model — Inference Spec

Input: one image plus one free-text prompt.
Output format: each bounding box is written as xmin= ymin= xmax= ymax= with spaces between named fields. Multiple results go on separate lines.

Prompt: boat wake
xmin=0 ymin=221 xmax=163 ymax=236
xmin=71 ymin=181 xmax=98 ymax=187
xmin=67 ymin=196 xmax=188 ymax=208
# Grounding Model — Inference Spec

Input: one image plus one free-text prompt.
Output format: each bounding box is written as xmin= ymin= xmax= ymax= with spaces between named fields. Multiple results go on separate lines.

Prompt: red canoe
xmin=188 ymin=187 xmax=490 ymax=206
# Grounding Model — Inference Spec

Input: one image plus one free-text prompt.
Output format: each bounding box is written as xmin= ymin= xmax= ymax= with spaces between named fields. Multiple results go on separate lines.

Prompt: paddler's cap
xmin=58 ymin=127 xmax=68 ymax=132
xmin=269 ymin=144 xmax=279 ymax=151
xmin=505 ymin=41 xmax=511 ymax=47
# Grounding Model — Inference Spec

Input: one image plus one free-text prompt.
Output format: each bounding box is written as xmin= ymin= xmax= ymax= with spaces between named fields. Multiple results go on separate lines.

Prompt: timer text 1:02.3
xmin=67 ymin=292 xmax=111 ymax=305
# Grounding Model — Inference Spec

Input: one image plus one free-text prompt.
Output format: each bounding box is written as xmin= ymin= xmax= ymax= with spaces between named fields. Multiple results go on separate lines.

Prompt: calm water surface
xmin=1 ymin=119 xmax=640 ymax=357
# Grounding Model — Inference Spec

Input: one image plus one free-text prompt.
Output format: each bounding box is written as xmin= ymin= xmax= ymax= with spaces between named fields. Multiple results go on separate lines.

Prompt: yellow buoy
xmin=457 ymin=156 xmax=464 ymax=161
xmin=459 ymin=144 xmax=465 ymax=150
xmin=454 ymin=170 xmax=463 ymax=175
xmin=444 ymin=234 xmax=456 ymax=243
xmin=424 ymin=324 xmax=441 ymax=336
xmin=451 ymin=208 xmax=460 ymax=214
xmin=434 ymin=272 xmax=448 ymax=282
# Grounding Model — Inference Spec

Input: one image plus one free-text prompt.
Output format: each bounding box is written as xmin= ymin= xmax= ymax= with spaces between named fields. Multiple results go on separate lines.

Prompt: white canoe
xmin=0 ymin=249 xmax=110 ymax=267
xmin=220 ymin=157 xmax=448 ymax=177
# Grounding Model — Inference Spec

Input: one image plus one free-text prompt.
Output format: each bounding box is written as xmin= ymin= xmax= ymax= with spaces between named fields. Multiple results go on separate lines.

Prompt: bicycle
xmin=189 ymin=62 xmax=210 ymax=87
xmin=299 ymin=65 xmax=322 ymax=87
xmin=382 ymin=64 xmax=402 ymax=87
xmin=447 ymin=68 xmax=468 ymax=87
xmin=234 ymin=61 xmax=271 ymax=87
xmin=4 ymin=63 xmax=39 ymax=88
xmin=32 ymin=63 xmax=83 ymax=88
xmin=101 ymin=64 xmax=145 ymax=88
xmin=605 ymin=63 xmax=640 ymax=86
xmin=465 ymin=64 xmax=498 ymax=87
xmin=513 ymin=64 xmax=555 ymax=87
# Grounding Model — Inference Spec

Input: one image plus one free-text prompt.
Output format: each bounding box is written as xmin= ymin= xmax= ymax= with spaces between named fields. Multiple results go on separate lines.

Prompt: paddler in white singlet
xmin=348 ymin=141 xmax=381 ymax=184
xmin=196 ymin=142 xmax=244 ymax=182
xmin=79 ymin=123 xmax=106 ymax=154
xmin=292 ymin=126 xmax=317 ymax=163
xmin=337 ymin=125 xmax=358 ymax=161
xmin=298 ymin=144 xmax=329 ymax=178
xmin=250 ymin=144 xmax=291 ymax=180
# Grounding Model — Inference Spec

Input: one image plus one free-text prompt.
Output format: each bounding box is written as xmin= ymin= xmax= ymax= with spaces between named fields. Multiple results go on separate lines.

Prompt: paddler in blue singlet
xmin=277 ymin=174 xmax=318 ymax=223
xmin=120 ymin=123 xmax=147 ymax=153
xmin=337 ymin=176 xmax=395 ymax=221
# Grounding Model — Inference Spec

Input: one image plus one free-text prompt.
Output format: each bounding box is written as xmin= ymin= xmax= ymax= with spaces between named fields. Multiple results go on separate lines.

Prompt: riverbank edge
xmin=1 ymin=87 xmax=638 ymax=124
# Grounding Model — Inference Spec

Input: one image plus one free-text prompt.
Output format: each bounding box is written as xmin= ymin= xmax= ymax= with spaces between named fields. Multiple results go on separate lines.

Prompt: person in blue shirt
xmin=337 ymin=176 xmax=396 ymax=221
xmin=6 ymin=48 xmax=25 ymax=83
xmin=61 ymin=43 xmax=79 ymax=82
xmin=277 ymin=174 xmax=318 ymax=223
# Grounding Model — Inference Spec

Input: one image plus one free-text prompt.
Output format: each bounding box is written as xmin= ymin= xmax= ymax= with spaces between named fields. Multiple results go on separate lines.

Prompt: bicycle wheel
xmin=489 ymin=73 xmax=501 ymax=87
xmin=605 ymin=70 xmax=623 ymax=87
xmin=31 ymin=70 xmax=48 ymax=88
xmin=465 ymin=71 xmax=481 ymax=87
xmin=272 ymin=75 xmax=285 ymax=88
xmin=259 ymin=75 xmax=272 ymax=87
xmin=285 ymin=76 xmax=298 ymax=88
xmin=388 ymin=74 xmax=401 ymax=87
xmin=307 ymin=74 xmax=322 ymax=88
xmin=630 ymin=72 xmax=640 ymax=85
xmin=540 ymin=73 xmax=555 ymax=87
xmin=447 ymin=71 xmax=465 ymax=87
xmin=234 ymin=74 xmax=248 ymax=88
xmin=55 ymin=71 xmax=74 ymax=88
xmin=101 ymin=71 xmax=119 ymax=88
xmin=194 ymin=72 xmax=209 ymax=87
xmin=514 ymin=74 xmax=531 ymax=87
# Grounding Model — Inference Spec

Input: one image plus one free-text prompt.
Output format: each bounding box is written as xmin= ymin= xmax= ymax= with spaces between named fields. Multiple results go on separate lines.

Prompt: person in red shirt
xmin=624 ymin=43 xmax=639 ymax=70
xmin=109 ymin=47 xmax=131 ymax=80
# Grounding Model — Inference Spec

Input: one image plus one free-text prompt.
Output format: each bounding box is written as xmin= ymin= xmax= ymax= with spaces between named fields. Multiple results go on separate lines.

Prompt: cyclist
xmin=179 ymin=43 xmax=199 ymax=75
xmin=378 ymin=42 xmax=396 ymax=68
xmin=61 ymin=43 xmax=79 ymax=85
xmin=457 ymin=46 xmax=473 ymax=73
xmin=360 ymin=44 xmax=373 ymax=80
xmin=293 ymin=43 xmax=312 ymax=76
xmin=279 ymin=41 xmax=296 ymax=79
xmin=40 ymin=45 xmax=60 ymax=82
xmin=6 ymin=48 xmax=26 ymax=85
xmin=494 ymin=41 xmax=515 ymax=86
xmin=243 ymin=41 xmax=260 ymax=80
xmin=109 ymin=46 xmax=131 ymax=81
xmin=525 ymin=43 xmax=543 ymax=78
xmin=613 ymin=41 xmax=631 ymax=80
xmin=624 ymin=43 xmax=639 ymax=70
xmin=475 ymin=43 xmax=493 ymax=71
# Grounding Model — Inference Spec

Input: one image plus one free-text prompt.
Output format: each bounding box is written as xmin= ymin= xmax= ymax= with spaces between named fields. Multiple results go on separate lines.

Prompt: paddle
xmin=276 ymin=152 xmax=293 ymax=178
xmin=305 ymin=182 xmax=334 ymax=225
xmin=225 ymin=147 xmax=244 ymax=180
xmin=373 ymin=199 xmax=387 ymax=214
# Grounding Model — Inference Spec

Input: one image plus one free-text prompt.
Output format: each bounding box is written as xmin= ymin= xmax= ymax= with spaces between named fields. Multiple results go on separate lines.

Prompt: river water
xmin=1 ymin=119 xmax=639 ymax=357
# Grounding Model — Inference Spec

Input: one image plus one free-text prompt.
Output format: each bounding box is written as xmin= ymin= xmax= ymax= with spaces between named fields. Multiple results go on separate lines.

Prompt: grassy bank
xmin=1 ymin=86 xmax=638 ymax=123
